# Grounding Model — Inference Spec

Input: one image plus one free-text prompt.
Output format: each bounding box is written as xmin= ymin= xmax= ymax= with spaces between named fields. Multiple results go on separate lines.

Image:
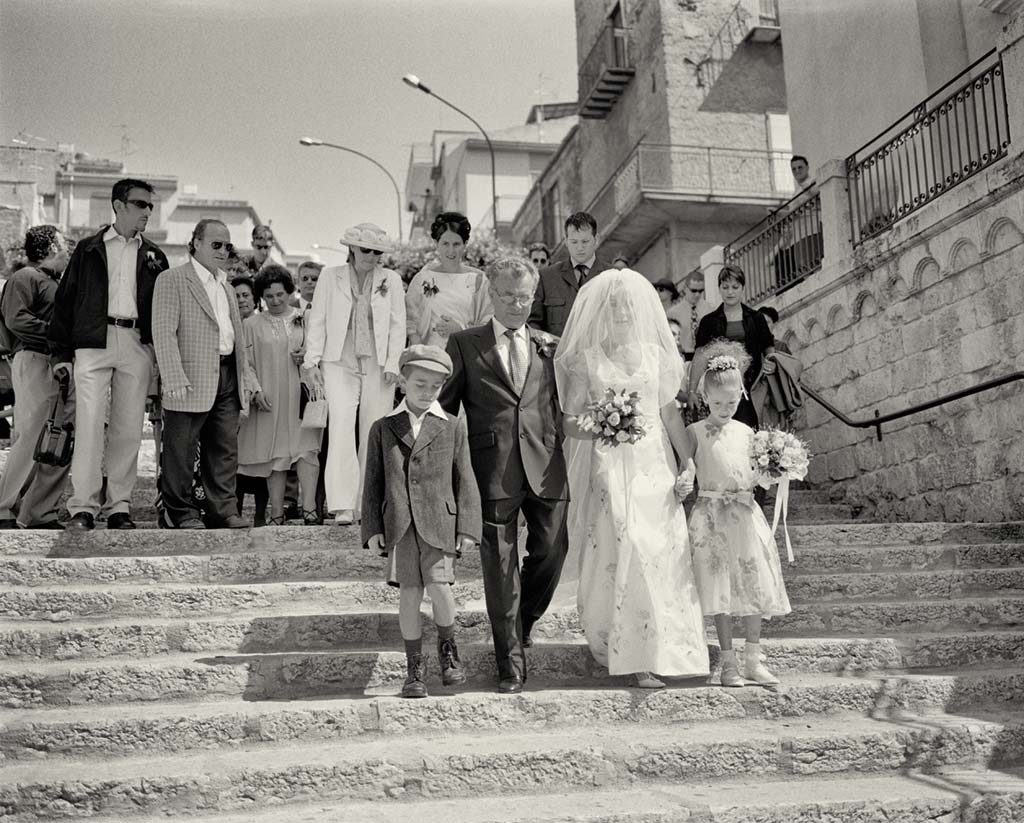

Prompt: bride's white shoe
xmin=631 ymin=671 xmax=666 ymax=689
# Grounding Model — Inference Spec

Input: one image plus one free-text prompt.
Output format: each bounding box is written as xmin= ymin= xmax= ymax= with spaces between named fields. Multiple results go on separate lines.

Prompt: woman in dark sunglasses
xmin=301 ymin=222 xmax=406 ymax=526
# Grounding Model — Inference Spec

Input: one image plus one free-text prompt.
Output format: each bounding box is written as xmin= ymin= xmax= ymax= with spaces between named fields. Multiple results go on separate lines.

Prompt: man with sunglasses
xmin=49 ymin=178 xmax=169 ymax=532
xmin=667 ymin=269 xmax=711 ymax=362
xmin=152 ymin=219 xmax=255 ymax=529
xmin=246 ymin=225 xmax=275 ymax=274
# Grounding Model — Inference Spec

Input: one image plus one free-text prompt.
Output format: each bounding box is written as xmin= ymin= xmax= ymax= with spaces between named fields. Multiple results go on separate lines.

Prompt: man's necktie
xmin=575 ymin=264 xmax=589 ymax=286
xmin=691 ymin=304 xmax=699 ymax=339
xmin=505 ymin=328 xmax=526 ymax=393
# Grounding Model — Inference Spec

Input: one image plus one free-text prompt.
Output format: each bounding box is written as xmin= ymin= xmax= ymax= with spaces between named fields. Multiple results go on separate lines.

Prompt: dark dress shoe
xmin=177 ymin=518 xmax=206 ymax=530
xmin=497 ymin=675 xmax=524 ymax=694
xmin=222 ymin=514 xmax=249 ymax=529
xmin=106 ymin=513 xmax=136 ymax=530
xmin=66 ymin=512 xmax=95 ymax=532
xmin=0 ymin=518 xmax=18 ymax=529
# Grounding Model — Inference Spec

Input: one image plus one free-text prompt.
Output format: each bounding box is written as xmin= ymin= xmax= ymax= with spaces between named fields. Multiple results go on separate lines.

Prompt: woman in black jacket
xmin=689 ymin=265 xmax=776 ymax=428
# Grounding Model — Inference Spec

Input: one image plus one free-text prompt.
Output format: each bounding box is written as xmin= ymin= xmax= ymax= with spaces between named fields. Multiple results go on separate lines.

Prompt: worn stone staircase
xmin=2 ymin=451 xmax=1024 ymax=821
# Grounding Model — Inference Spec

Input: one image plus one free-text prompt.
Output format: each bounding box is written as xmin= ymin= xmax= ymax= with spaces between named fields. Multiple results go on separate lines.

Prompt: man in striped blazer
xmin=152 ymin=219 xmax=255 ymax=529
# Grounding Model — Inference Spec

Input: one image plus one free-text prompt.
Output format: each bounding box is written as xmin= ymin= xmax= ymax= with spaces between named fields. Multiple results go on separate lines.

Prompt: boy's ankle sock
xmin=436 ymin=623 xmax=455 ymax=643
xmin=404 ymin=638 xmax=422 ymax=657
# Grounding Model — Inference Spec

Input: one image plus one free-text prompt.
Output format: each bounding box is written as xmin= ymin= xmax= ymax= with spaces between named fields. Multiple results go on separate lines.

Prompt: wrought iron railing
xmin=847 ymin=50 xmax=1010 ymax=245
xmin=803 ymin=370 xmax=1024 ymax=442
xmin=585 ymin=142 xmax=793 ymax=235
xmin=697 ymin=0 xmax=779 ymax=91
xmin=724 ymin=188 xmax=823 ymax=302
xmin=578 ymin=23 xmax=632 ymax=106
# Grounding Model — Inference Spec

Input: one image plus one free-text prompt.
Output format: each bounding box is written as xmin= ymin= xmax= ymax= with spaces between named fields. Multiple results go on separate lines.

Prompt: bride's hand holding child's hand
xmin=674 ymin=468 xmax=695 ymax=503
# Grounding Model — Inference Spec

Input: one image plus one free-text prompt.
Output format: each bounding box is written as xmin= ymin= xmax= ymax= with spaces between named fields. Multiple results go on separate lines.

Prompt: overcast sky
xmin=0 ymin=0 xmax=578 ymax=257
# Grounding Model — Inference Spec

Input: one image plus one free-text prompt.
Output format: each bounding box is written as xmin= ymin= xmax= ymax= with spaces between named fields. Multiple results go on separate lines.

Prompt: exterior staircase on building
xmin=2 ymin=463 xmax=1024 ymax=820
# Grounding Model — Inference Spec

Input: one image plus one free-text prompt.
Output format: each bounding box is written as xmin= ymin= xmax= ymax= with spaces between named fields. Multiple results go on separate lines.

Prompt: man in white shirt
xmin=49 ymin=178 xmax=169 ymax=532
xmin=152 ymin=219 xmax=253 ymax=529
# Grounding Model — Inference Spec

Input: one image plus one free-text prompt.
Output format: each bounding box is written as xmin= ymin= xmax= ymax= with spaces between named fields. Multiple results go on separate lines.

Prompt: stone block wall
xmin=773 ymin=159 xmax=1024 ymax=521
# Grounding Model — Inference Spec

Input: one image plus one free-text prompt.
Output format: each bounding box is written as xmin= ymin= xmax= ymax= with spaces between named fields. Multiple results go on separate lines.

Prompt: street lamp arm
xmin=300 ymin=139 xmax=404 ymax=242
xmin=403 ymin=77 xmax=499 ymax=231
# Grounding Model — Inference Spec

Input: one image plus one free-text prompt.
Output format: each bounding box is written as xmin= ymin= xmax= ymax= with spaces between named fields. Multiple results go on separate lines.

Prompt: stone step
xmin=4 ymin=560 xmax=1024 ymax=621
xmin=5 ymin=631 xmax=1023 ymax=708
xmin=3 ymin=669 xmax=1023 ymax=763
xmin=71 ymin=770 xmax=1024 ymax=823
xmin=7 ymin=520 xmax=1022 ymax=559
xmin=4 ymin=591 xmax=1023 ymax=658
xmin=4 ymin=540 xmax=1023 ymax=587
xmin=2 ymin=713 xmax=1022 ymax=820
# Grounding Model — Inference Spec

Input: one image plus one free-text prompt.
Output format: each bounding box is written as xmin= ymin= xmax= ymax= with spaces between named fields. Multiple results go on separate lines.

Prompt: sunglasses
xmin=209 ymin=241 xmax=234 ymax=252
xmin=253 ymin=243 xmax=271 ymax=251
xmin=125 ymin=199 xmax=154 ymax=211
xmin=358 ymin=247 xmax=382 ymax=255
xmin=688 ymin=288 xmax=704 ymax=294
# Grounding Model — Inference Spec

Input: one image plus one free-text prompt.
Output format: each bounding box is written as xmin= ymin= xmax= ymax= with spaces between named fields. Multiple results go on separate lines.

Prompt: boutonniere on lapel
xmin=144 ymin=250 xmax=163 ymax=272
xmin=374 ymin=280 xmax=389 ymax=298
xmin=533 ymin=331 xmax=559 ymax=358
xmin=422 ymin=278 xmax=439 ymax=298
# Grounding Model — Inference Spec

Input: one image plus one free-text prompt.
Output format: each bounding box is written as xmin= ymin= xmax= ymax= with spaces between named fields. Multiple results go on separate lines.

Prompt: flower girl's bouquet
xmin=577 ymin=389 xmax=647 ymax=447
xmin=750 ymin=428 xmax=810 ymax=562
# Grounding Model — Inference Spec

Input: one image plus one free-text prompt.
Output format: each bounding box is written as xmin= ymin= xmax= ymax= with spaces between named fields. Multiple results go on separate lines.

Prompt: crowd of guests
xmin=0 ymin=175 xmax=800 ymax=699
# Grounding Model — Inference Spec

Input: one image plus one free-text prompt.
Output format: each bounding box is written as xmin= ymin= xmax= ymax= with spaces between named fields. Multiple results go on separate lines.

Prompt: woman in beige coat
xmin=302 ymin=223 xmax=406 ymax=525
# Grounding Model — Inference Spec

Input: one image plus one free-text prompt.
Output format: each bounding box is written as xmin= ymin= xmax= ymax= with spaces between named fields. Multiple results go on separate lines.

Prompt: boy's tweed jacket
xmin=152 ymin=261 xmax=255 ymax=414
xmin=361 ymin=410 xmax=482 ymax=552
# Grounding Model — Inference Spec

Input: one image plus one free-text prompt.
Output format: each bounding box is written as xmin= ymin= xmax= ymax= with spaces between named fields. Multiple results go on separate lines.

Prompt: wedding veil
xmin=554 ymin=268 xmax=684 ymax=415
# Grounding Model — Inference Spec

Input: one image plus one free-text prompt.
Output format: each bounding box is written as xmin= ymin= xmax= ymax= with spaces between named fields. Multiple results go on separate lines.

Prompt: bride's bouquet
xmin=577 ymin=388 xmax=647 ymax=447
xmin=750 ymin=427 xmax=810 ymax=563
xmin=751 ymin=428 xmax=810 ymax=489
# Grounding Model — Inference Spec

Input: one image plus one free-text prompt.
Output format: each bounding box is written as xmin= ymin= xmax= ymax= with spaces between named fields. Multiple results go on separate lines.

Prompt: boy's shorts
xmin=386 ymin=527 xmax=455 ymax=589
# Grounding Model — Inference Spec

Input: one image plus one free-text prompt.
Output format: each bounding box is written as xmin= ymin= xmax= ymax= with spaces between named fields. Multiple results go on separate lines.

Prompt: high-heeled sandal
xmin=267 ymin=515 xmax=286 ymax=526
xmin=302 ymin=509 xmax=321 ymax=526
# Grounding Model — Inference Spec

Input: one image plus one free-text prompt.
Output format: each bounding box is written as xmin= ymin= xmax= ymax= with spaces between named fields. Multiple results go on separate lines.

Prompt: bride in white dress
xmin=554 ymin=269 xmax=709 ymax=688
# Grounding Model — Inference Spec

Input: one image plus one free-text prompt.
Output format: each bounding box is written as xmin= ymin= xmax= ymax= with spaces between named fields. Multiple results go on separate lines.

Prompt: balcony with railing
xmin=846 ymin=50 xmax=1010 ymax=245
xmin=697 ymin=0 xmax=785 ymax=114
xmin=583 ymin=142 xmax=793 ymax=252
xmin=725 ymin=188 xmax=823 ymax=303
xmin=578 ymin=23 xmax=635 ymax=120
xmin=717 ymin=47 xmax=1012 ymax=306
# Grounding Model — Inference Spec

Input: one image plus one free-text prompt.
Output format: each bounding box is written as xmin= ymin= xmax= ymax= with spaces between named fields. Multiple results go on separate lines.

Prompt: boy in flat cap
xmin=362 ymin=344 xmax=482 ymax=697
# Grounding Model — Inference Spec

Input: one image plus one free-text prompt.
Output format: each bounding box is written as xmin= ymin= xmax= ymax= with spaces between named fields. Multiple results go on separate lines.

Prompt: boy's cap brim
xmin=402 ymin=359 xmax=451 ymax=375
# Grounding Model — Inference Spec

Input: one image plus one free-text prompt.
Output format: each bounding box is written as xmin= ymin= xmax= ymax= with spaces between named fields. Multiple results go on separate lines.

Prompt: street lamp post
xmin=402 ymin=74 xmax=499 ymax=232
xmin=299 ymin=138 xmax=404 ymax=242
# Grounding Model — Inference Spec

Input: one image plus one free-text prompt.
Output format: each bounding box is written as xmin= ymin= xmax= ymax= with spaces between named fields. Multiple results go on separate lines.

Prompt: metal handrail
xmin=802 ymin=370 xmax=1024 ymax=442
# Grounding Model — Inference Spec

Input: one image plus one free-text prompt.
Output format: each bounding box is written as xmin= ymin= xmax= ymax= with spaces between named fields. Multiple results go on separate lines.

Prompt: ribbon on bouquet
xmin=770 ymin=475 xmax=795 ymax=563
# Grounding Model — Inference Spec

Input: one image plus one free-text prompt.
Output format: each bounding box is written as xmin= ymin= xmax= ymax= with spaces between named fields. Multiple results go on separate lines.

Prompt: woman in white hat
xmin=302 ymin=223 xmax=406 ymax=525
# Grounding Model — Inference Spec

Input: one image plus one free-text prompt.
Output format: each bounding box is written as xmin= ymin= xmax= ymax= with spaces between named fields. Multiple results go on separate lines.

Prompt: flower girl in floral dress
xmin=676 ymin=342 xmax=791 ymax=687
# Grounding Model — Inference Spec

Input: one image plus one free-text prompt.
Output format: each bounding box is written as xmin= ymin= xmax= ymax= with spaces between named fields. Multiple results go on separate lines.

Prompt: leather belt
xmin=108 ymin=316 xmax=138 ymax=329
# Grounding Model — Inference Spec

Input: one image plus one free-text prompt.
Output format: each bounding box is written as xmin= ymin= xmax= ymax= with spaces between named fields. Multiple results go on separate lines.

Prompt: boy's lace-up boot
xmin=401 ymin=653 xmax=428 ymax=698
xmin=438 ymin=637 xmax=467 ymax=686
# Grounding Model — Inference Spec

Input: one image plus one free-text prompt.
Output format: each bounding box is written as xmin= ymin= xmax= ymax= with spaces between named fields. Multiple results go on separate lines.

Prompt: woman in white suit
xmin=302 ymin=223 xmax=406 ymax=525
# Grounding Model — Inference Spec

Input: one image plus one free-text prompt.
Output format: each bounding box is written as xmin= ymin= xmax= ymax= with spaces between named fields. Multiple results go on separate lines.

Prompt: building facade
xmin=513 ymin=0 xmax=793 ymax=281
xmin=405 ymin=109 xmax=578 ymax=244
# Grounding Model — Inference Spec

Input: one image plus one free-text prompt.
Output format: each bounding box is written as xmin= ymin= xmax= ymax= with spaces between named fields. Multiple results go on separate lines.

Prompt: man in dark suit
xmin=441 ymin=257 xmax=569 ymax=694
xmin=529 ymin=211 xmax=612 ymax=336
xmin=49 ymin=178 xmax=169 ymax=532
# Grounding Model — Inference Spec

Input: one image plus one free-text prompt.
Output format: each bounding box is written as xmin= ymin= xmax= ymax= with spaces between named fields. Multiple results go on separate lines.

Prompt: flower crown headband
xmin=704 ymin=355 xmax=739 ymax=374
xmin=697 ymin=354 xmax=747 ymax=400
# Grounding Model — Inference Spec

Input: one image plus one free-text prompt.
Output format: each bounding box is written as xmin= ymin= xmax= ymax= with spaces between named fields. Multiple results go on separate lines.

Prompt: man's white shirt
xmin=190 ymin=257 xmax=235 ymax=355
xmin=491 ymin=317 xmax=529 ymax=383
xmin=104 ymin=225 xmax=141 ymax=320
